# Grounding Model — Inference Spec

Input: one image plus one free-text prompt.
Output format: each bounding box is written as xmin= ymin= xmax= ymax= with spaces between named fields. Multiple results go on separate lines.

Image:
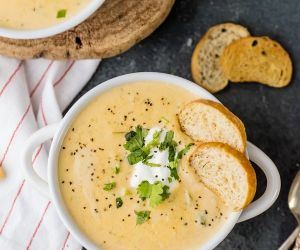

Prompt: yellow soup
xmin=58 ymin=82 xmax=230 ymax=250
xmin=0 ymin=0 xmax=91 ymax=29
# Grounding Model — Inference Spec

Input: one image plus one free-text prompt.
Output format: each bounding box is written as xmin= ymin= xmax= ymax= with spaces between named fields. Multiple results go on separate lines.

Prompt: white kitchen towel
xmin=0 ymin=56 xmax=100 ymax=250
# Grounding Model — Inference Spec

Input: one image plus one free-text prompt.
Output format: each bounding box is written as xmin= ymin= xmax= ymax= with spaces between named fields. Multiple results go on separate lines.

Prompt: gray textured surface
xmin=73 ymin=0 xmax=300 ymax=249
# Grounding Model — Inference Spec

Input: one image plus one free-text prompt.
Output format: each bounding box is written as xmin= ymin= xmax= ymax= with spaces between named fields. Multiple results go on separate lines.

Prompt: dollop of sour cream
xmin=130 ymin=127 xmax=178 ymax=190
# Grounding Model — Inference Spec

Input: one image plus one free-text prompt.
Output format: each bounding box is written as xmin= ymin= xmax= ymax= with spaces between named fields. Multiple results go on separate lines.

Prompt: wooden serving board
xmin=0 ymin=0 xmax=175 ymax=60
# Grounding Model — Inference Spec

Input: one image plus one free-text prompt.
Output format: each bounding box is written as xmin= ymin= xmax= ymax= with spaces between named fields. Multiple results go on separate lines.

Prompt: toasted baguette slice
xmin=191 ymin=23 xmax=250 ymax=93
xmin=190 ymin=142 xmax=256 ymax=211
xmin=178 ymin=99 xmax=246 ymax=152
xmin=221 ymin=36 xmax=293 ymax=87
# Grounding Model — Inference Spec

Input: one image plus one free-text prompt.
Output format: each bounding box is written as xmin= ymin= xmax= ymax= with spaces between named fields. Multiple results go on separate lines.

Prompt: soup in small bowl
xmin=0 ymin=0 xmax=104 ymax=39
xmin=21 ymin=73 xmax=281 ymax=250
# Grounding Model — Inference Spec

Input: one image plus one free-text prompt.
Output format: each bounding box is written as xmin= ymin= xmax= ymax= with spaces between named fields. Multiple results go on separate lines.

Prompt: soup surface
xmin=0 ymin=0 xmax=91 ymax=29
xmin=58 ymin=81 xmax=231 ymax=250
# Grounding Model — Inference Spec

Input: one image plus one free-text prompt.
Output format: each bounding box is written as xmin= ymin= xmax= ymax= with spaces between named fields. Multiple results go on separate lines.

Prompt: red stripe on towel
xmin=62 ymin=232 xmax=70 ymax=250
xmin=53 ymin=61 xmax=75 ymax=87
xmin=0 ymin=104 xmax=31 ymax=166
xmin=0 ymin=180 xmax=25 ymax=234
xmin=0 ymin=143 xmax=43 ymax=234
xmin=0 ymin=62 xmax=23 ymax=97
xmin=30 ymin=61 xmax=54 ymax=97
xmin=40 ymin=102 xmax=48 ymax=125
xmin=32 ymin=144 xmax=43 ymax=163
xmin=26 ymin=201 xmax=51 ymax=250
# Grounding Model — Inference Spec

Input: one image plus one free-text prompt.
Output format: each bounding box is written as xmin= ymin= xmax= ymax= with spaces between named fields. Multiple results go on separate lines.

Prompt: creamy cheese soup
xmin=58 ymin=82 xmax=230 ymax=250
xmin=0 ymin=0 xmax=91 ymax=29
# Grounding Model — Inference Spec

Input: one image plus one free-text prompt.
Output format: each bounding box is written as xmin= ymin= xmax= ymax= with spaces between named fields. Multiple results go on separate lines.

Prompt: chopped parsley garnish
xmin=167 ymin=166 xmax=180 ymax=180
xmin=124 ymin=127 xmax=193 ymax=169
xmin=112 ymin=165 xmax=120 ymax=174
xmin=124 ymin=126 xmax=150 ymax=164
xmin=123 ymin=126 xmax=194 ymax=207
xmin=177 ymin=143 xmax=194 ymax=160
xmin=168 ymin=143 xmax=194 ymax=171
xmin=127 ymin=149 xmax=147 ymax=165
xmin=116 ymin=197 xmax=123 ymax=208
xmin=137 ymin=181 xmax=170 ymax=207
xmin=142 ymin=130 xmax=162 ymax=154
xmin=160 ymin=116 xmax=169 ymax=124
xmin=56 ymin=9 xmax=67 ymax=18
xmin=124 ymin=127 xmax=164 ymax=165
xmin=159 ymin=130 xmax=175 ymax=151
xmin=168 ymin=143 xmax=176 ymax=162
xmin=103 ymin=182 xmax=116 ymax=191
xmin=124 ymin=126 xmax=147 ymax=152
xmin=143 ymin=161 xmax=161 ymax=167
xmin=135 ymin=210 xmax=151 ymax=225
xmin=137 ymin=181 xmax=152 ymax=200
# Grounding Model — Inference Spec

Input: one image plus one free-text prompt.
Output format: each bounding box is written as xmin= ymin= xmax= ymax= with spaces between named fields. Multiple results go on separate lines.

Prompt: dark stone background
xmin=75 ymin=0 xmax=300 ymax=249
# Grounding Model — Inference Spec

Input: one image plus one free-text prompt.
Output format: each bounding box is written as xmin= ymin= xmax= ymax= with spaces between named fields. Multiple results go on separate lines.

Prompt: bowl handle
xmin=21 ymin=123 xmax=60 ymax=197
xmin=237 ymin=141 xmax=281 ymax=222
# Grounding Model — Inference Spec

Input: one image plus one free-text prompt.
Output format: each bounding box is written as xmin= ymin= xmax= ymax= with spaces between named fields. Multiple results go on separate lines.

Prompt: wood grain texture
xmin=0 ymin=0 xmax=174 ymax=60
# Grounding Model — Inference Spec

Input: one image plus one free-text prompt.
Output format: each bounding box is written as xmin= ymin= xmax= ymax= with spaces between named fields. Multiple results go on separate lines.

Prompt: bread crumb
xmin=186 ymin=38 xmax=193 ymax=47
xmin=0 ymin=167 xmax=6 ymax=180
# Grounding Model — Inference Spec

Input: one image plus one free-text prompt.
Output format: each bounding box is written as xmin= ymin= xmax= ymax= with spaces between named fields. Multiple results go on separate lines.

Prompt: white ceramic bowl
xmin=0 ymin=0 xmax=105 ymax=39
xmin=21 ymin=73 xmax=281 ymax=250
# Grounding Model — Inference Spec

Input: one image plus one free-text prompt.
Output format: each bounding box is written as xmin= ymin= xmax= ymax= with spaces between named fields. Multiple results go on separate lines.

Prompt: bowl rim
xmin=48 ymin=72 xmax=242 ymax=250
xmin=0 ymin=0 xmax=105 ymax=39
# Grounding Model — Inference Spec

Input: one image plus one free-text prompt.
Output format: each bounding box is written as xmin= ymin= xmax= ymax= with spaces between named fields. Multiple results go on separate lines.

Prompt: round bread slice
xmin=178 ymin=99 xmax=247 ymax=152
xmin=191 ymin=23 xmax=250 ymax=93
xmin=221 ymin=36 xmax=293 ymax=87
xmin=189 ymin=142 xmax=256 ymax=211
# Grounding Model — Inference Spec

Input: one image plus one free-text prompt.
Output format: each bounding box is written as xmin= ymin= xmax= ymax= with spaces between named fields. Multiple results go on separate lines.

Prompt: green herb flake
xmin=200 ymin=214 xmax=207 ymax=226
xmin=127 ymin=149 xmax=147 ymax=165
xmin=137 ymin=181 xmax=152 ymax=201
xmin=160 ymin=185 xmax=170 ymax=201
xmin=116 ymin=197 xmax=123 ymax=208
xmin=112 ymin=166 xmax=120 ymax=174
xmin=135 ymin=210 xmax=151 ymax=225
xmin=137 ymin=181 xmax=170 ymax=207
xmin=143 ymin=161 xmax=161 ymax=167
xmin=168 ymin=144 xmax=176 ymax=162
xmin=167 ymin=143 xmax=194 ymax=180
xmin=125 ymin=130 xmax=136 ymax=141
xmin=169 ymin=159 xmax=179 ymax=169
xmin=149 ymin=182 xmax=165 ymax=207
xmin=160 ymin=116 xmax=170 ymax=124
xmin=167 ymin=166 xmax=180 ymax=180
xmin=124 ymin=126 xmax=152 ymax=165
xmin=177 ymin=143 xmax=194 ymax=159
xmin=159 ymin=130 xmax=175 ymax=151
xmin=56 ymin=9 xmax=67 ymax=18
xmin=124 ymin=126 xmax=147 ymax=152
xmin=142 ymin=130 xmax=162 ymax=154
xmin=103 ymin=182 xmax=116 ymax=191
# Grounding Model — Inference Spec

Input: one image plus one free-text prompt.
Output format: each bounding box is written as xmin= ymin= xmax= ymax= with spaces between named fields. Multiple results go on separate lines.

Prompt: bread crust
xmin=191 ymin=23 xmax=250 ymax=93
xmin=190 ymin=142 xmax=257 ymax=211
xmin=220 ymin=36 xmax=293 ymax=87
xmin=179 ymin=99 xmax=247 ymax=153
